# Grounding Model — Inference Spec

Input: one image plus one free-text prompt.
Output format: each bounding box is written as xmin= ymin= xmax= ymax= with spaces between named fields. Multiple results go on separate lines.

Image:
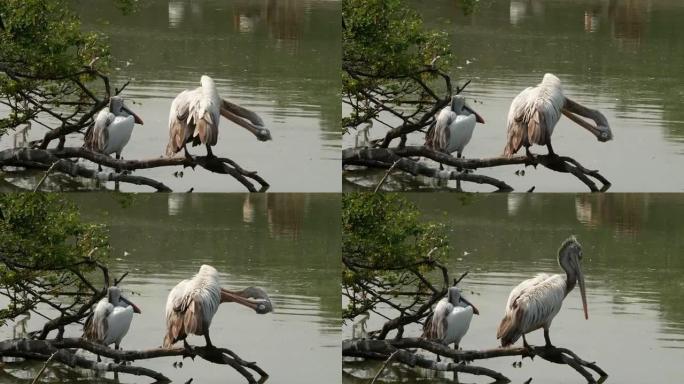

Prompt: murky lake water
xmin=0 ymin=0 xmax=341 ymax=192
xmin=343 ymin=193 xmax=684 ymax=383
xmin=0 ymin=193 xmax=341 ymax=383
xmin=344 ymin=0 xmax=684 ymax=192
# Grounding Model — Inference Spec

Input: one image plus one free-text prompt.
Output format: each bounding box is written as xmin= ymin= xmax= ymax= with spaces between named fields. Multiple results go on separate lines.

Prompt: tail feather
xmin=497 ymin=314 xmax=519 ymax=347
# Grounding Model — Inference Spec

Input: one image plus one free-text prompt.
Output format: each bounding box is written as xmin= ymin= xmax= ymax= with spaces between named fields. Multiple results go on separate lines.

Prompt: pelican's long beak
xmin=464 ymin=105 xmax=485 ymax=124
xmin=120 ymin=296 xmax=142 ymax=314
xmin=221 ymin=287 xmax=273 ymax=314
xmin=221 ymin=99 xmax=271 ymax=142
xmin=577 ymin=266 xmax=588 ymax=320
xmin=562 ymin=98 xmax=612 ymax=142
xmin=460 ymin=296 xmax=480 ymax=315
xmin=122 ymin=106 xmax=144 ymax=125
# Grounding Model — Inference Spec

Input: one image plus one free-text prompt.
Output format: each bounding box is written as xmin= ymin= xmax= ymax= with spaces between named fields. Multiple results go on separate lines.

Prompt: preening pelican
xmin=165 ymin=75 xmax=272 ymax=159
xmin=83 ymin=286 xmax=141 ymax=350
xmin=425 ymin=96 xmax=485 ymax=159
xmin=497 ymin=236 xmax=588 ymax=348
xmin=423 ymin=286 xmax=479 ymax=349
xmin=163 ymin=265 xmax=273 ymax=349
xmin=85 ymin=96 xmax=144 ymax=160
xmin=503 ymin=73 xmax=612 ymax=157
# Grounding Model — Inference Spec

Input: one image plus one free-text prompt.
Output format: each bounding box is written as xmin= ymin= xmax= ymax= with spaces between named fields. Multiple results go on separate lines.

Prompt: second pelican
xmin=165 ymin=75 xmax=271 ymax=159
xmin=503 ymin=73 xmax=612 ymax=157
xmin=497 ymin=236 xmax=588 ymax=348
xmin=83 ymin=286 xmax=141 ymax=351
xmin=163 ymin=265 xmax=272 ymax=349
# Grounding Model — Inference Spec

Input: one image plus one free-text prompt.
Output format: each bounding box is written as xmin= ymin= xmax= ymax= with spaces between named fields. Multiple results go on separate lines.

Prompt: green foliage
xmin=0 ymin=194 xmax=110 ymax=327
xmin=342 ymin=193 xmax=449 ymax=319
xmin=342 ymin=0 xmax=452 ymax=131
xmin=0 ymin=0 xmax=112 ymax=137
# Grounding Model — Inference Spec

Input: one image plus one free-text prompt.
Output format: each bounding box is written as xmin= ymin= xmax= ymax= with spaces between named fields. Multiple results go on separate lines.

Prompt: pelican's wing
xmin=85 ymin=108 xmax=113 ymax=153
xmin=166 ymin=89 xmax=196 ymax=157
xmin=427 ymin=106 xmax=456 ymax=152
xmin=194 ymin=95 xmax=220 ymax=147
xmin=83 ymin=297 xmax=112 ymax=342
xmin=163 ymin=279 xmax=192 ymax=347
xmin=497 ymin=273 xmax=559 ymax=344
xmin=504 ymin=86 xmax=536 ymax=156
xmin=422 ymin=298 xmax=451 ymax=342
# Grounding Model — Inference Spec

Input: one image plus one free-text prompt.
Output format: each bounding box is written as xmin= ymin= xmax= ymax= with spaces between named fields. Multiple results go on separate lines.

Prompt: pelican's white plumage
xmin=497 ymin=236 xmax=588 ymax=347
xmin=504 ymin=73 xmax=612 ymax=157
xmin=163 ymin=264 xmax=273 ymax=348
xmin=426 ymin=96 xmax=485 ymax=158
xmin=86 ymin=96 xmax=143 ymax=159
xmin=166 ymin=75 xmax=271 ymax=158
xmin=423 ymin=287 xmax=479 ymax=349
xmin=83 ymin=286 xmax=141 ymax=350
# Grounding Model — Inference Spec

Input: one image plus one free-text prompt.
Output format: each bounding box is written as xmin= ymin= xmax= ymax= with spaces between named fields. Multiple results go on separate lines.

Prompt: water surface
xmin=1 ymin=0 xmax=341 ymax=192
xmin=344 ymin=0 xmax=684 ymax=192
xmin=1 ymin=193 xmax=341 ymax=383
xmin=344 ymin=193 xmax=684 ymax=383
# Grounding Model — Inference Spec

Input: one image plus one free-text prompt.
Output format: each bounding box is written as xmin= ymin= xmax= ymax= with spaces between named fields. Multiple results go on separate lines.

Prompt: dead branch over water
xmin=343 ymin=338 xmax=608 ymax=384
xmin=0 ymin=338 xmax=268 ymax=384
xmin=343 ymin=146 xmax=611 ymax=192
xmin=0 ymin=147 xmax=269 ymax=192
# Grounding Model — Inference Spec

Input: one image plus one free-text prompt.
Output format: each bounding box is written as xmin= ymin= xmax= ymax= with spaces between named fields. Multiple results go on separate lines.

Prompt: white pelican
xmin=497 ymin=236 xmax=588 ymax=348
xmin=423 ymin=286 xmax=479 ymax=350
xmin=86 ymin=96 xmax=144 ymax=160
xmin=425 ymin=96 xmax=485 ymax=159
xmin=165 ymin=75 xmax=271 ymax=159
xmin=503 ymin=73 xmax=612 ymax=157
xmin=163 ymin=265 xmax=272 ymax=349
xmin=83 ymin=286 xmax=141 ymax=351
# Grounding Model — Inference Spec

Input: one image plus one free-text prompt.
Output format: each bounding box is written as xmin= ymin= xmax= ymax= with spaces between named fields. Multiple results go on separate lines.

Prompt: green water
xmin=344 ymin=0 xmax=684 ymax=192
xmin=1 ymin=0 xmax=341 ymax=192
xmin=344 ymin=193 xmax=684 ymax=383
xmin=0 ymin=193 xmax=341 ymax=383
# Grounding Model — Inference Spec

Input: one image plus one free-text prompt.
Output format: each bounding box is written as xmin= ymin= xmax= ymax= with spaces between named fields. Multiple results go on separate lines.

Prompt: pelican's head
xmin=200 ymin=75 xmax=216 ymax=90
xmin=558 ymin=236 xmax=588 ymax=320
xmin=107 ymin=286 xmax=141 ymax=314
xmin=447 ymin=286 xmax=479 ymax=315
xmin=109 ymin=96 xmax=144 ymax=125
xmin=450 ymin=96 xmax=485 ymax=124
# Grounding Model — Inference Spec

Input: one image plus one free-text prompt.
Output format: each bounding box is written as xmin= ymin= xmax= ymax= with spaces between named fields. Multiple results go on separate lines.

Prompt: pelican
xmin=85 ymin=96 xmax=144 ymax=160
xmin=503 ymin=73 xmax=612 ymax=157
xmin=165 ymin=75 xmax=271 ymax=159
xmin=83 ymin=286 xmax=141 ymax=351
xmin=425 ymin=96 xmax=485 ymax=159
xmin=423 ymin=286 xmax=479 ymax=350
xmin=163 ymin=264 xmax=273 ymax=349
xmin=497 ymin=236 xmax=588 ymax=348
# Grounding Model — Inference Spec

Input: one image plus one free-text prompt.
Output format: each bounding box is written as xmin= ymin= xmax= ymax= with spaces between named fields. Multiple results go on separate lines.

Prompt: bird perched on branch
xmin=425 ymin=95 xmax=485 ymax=161
xmin=497 ymin=236 xmax=589 ymax=348
xmin=163 ymin=264 xmax=273 ymax=349
xmin=83 ymin=286 xmax=141 ymax=351
xmin=423 ymin=286 xmax=479 ymax=351
xmin=504 ymin=73 xmax=612 ymax=157
xmin=166 ymin=75 xmax=272 ymax=159
xmin=84 ymin=96 xmax=144 ymax=160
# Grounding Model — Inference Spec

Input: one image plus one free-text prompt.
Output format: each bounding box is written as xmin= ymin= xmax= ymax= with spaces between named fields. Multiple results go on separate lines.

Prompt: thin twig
xmin=373 ymin=159 xmax=401 ymax=192
xmin=32 ymin=161 xmax=59 ymax=192
xmin=31 ymin=351 xmax=57 ymax=384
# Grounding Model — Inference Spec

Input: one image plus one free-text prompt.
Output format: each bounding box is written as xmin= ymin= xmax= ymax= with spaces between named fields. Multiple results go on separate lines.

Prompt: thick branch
xmin=343 ymin=337 xmax=608 ymax=384
xmin=0 ymin=147 xmax=269 ymax=192
xmin=343 ymin=146 xmax=611 ymax=192
xmin=0 ymin=338 xmax=268 ymax=384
